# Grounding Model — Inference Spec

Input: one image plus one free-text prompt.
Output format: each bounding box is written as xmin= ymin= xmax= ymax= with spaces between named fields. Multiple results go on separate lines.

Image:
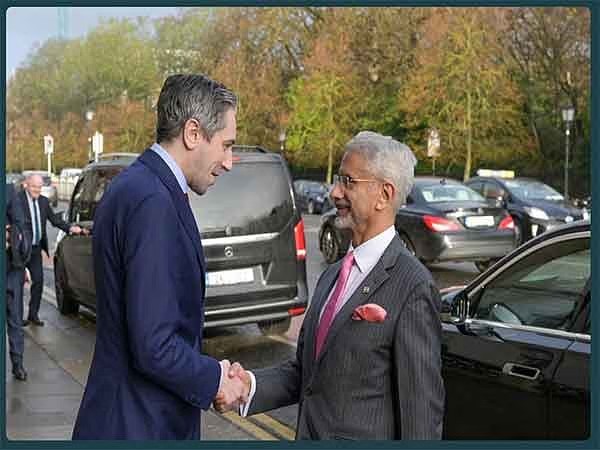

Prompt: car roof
xmin=414 ymin=176 xmax=463 ymax=185
xmin=469 ymin=176 xmax=539 ymax=184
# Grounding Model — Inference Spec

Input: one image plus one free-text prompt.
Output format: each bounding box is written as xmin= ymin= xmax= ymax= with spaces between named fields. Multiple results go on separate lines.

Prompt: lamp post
xmin=561 ymin=104 xmax=575 ymax=200
xmin=278 ymin=130 xmax=287 ymax=153
xmin=85 ymin=109 xmax=95 ymax=162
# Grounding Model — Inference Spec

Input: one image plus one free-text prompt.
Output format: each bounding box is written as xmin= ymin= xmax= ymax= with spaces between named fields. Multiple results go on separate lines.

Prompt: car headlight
xmin=582 ymin=208 xmax=589 ymax=220
xmin=524 ymin=206 xmax=549 ymax=221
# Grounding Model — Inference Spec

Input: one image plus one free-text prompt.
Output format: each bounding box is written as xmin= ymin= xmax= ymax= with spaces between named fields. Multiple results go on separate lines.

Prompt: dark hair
xmin=156 ymin=74 xmax=238 ymax=144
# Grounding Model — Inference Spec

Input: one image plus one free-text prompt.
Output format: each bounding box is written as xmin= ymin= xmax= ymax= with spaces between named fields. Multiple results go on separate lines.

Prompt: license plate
xmin=465 ymin=215 xmax=495 ymax=228
xmin=206 ymin=268 xmax=254 ymax=287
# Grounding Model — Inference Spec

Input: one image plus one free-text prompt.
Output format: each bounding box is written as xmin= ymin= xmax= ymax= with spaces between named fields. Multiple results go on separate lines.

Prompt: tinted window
xmin=418 ymin=184 xmax=485 ymax=203
xmin=475 ymin=237 xmax=590 ymax=330
xmin=190 ymin=161 xmax=294 ymax=236
xmin=482 ymin=182 xmax=505 ymax=199
xmin=504 ymin=179 xmax=563 ymax=201
xmin=70 ymin=168 xmax=122 ymax=222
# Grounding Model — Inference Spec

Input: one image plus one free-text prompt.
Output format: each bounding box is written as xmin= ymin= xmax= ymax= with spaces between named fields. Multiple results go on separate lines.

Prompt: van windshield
xmin=189 ymin=161 xmax=294 ymax=236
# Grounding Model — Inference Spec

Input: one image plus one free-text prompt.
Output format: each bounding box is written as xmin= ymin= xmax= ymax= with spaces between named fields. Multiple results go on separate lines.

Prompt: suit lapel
xmin=314 ymin=235 xmax=403 ymax=365
xmin=138 ymin=150 xmax=205 ymax=269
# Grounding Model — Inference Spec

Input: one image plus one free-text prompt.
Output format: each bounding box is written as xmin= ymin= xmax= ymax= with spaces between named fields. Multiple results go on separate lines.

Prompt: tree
xmin=400 ymin=8 xmax=532 ymax=181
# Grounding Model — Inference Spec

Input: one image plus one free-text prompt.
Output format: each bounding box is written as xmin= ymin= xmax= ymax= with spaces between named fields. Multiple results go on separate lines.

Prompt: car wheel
xmin=258 ymin=317 xmax=291 ymax=336
xmin=475 ymin=259 xmax=499 ymax=273
xmin=54 ymin=258 xmax=79 ymax=315
xmin=399 ymin=233 xmax=416 ymax=256
xmin=307 ymin=201 xmax=315 ymax=215
xmin=320 ymin=226 xmax=342 ymax=264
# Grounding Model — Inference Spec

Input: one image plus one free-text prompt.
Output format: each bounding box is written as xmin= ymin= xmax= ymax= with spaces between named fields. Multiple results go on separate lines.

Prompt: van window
xmin=190 ymin=161 xmax=294 ymax=236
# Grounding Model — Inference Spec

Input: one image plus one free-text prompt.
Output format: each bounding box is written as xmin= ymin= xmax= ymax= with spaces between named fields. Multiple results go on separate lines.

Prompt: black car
xmin=465 ymin=175 xmax=588 ymax=245
xmin=293 ymin=179 xmax=333 ymax=214
xmin=54 ymin=147 xmax=308 ymax=335
xmin=319 ymin=177 xmax=516 ymax=272
xmin=441 ymin=220 xmax=590 ymax=439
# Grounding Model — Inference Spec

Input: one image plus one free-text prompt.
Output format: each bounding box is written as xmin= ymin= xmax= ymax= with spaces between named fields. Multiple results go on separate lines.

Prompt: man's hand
xmin=69 ymin=225 xmax=89 ymax=235
xmin=6 ymin=224 xmax=10 ymax=250
xmin=24 ymin=268 xmax=32 ymax=285
xmin=213 ymin=361 xmax=251 ymax=413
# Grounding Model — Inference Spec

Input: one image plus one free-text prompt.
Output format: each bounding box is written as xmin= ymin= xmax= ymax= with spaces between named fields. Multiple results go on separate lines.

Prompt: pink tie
xmin=315 ymin=250 xmax=355 ymax=358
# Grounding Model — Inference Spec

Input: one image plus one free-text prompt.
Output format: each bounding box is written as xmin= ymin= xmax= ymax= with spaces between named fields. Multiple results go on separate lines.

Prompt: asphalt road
xmin=7 ymin=208 xmax=480 ymax=440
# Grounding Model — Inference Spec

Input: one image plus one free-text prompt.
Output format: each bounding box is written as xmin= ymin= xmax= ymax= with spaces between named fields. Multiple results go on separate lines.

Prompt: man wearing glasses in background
xmin=216 ymin=131 xmax=445 ymax=440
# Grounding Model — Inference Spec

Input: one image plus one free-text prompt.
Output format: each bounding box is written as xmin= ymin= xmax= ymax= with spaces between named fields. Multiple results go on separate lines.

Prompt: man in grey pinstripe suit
xmin=215 ymin=131 xmax=445 ymax=439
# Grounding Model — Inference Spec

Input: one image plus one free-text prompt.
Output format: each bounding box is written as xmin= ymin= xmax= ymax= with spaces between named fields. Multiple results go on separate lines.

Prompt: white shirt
xmin=26 ymin=191 xmax=42 ymax=245
xmin=239 ymin=225 xmax=397 ymax=416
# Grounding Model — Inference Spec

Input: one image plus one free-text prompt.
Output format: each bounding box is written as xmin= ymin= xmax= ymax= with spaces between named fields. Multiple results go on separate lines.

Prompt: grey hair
xmin=156 ymin=74 xmax=238 ymax=143
xmin=344 ymin=131 xmax=417 ymax=210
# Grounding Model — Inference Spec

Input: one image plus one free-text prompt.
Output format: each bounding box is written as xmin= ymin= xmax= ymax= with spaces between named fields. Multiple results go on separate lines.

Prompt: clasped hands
xmin=213 ymin=360 xmax=251 ymax=413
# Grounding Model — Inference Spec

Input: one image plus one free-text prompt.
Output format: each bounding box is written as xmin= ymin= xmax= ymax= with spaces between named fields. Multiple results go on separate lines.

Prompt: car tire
xmin=399 ymin=233 xmax=416 ymax=256
xmin=54 ymin=258 xmax=79 ymax=316
xmin=475 ymin=259 xmax=499 ymax=273
xmin=320 ymin=226 xmax=342 ymax=264
xmin=307 ymin=201 xmax=315 ymax=215
xmin=258 ymin=317 xmax=291 ymax=335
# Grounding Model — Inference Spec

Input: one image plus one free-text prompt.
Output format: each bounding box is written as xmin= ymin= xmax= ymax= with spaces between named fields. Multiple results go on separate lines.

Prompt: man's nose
xmin=330 ymin=182 xmax=344 ymax=201
xmin=222 ymin=149 xmax=233 ymax=172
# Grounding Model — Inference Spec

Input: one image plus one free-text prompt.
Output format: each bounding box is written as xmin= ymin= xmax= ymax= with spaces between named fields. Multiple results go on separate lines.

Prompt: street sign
xmin=427 ymin=129 xmax=440 ymax=158
xmin=43 ymin=135 xmax=54 ymax=155
xmin=92 ymin=131 xmax=104 ymax=161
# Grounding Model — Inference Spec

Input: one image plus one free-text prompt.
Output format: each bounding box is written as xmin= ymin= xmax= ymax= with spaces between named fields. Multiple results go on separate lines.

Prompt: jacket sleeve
xmin=247 ymin=323 xmax=304 ymax=415
xmin=393 ymin=281 xmax=445 ymax=439
xmin=121 ymin=193 xmax=221 ymax=409
xmin=45 ymin=198 xmax=71 ymax=233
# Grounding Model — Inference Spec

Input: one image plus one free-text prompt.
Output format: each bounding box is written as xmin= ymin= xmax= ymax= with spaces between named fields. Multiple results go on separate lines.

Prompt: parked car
xmin=465 ymin=172 xmax=587 ymax=245
xmin=5 ymin=172 xmax=24 ymax=190
xmin=22 ymin=170 xmax=58 ymax=206
xmin=293 ymin=179 xmax=333 ymax=214
xmin=440 ymin=220 xmax=590 ymax=439
xmin=54 ymin=147 xmax=308 ymax=335
xmin=319 ymin=177 xmax=517 ymax=272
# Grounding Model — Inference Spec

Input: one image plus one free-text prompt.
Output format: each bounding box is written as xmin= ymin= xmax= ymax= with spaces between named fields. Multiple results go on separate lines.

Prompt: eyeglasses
xmin=333 ymin=174 xmax=380 ymax=189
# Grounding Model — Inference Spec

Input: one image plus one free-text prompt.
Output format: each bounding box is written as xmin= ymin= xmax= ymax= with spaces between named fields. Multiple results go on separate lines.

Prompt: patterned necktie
xmin=33 ymin=199 xmax=41 ymax=245
xmin=315 ymin=250 xmax=355 ymax=358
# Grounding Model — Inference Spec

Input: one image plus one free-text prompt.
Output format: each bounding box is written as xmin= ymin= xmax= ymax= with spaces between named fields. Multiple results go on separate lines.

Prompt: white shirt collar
xmin=151 ymin=142 xmax=189 ymax=194
xmin=348 ymin=225 xmax=396 ymax=274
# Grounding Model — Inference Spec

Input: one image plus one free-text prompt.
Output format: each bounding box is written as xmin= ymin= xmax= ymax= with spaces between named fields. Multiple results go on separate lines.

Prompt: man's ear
xmin=376 ymin=182 xmax=396 ymax=211
xmin=182 ymin=118 xmax=205 ymax=150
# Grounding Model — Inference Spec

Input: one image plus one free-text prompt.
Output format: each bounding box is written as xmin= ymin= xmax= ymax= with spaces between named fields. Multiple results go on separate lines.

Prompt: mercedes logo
xmin=224 ymin=246 xmax=234 ymax=258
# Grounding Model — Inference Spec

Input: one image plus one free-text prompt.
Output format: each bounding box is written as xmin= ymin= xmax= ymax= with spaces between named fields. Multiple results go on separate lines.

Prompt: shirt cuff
xmin=217 ymin=360 xmax=226 ymax=392
xmin=238 ymin=370 xmax=256 ymax=417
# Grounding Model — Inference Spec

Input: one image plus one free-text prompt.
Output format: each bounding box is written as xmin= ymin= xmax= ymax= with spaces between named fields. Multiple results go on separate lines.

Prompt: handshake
xmin=213 ymin=360 xmax=251 ymax=413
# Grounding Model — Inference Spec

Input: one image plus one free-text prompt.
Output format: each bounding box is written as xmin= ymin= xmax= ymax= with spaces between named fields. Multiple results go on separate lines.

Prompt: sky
xmin=5 ymin=7 xmax=181 ymax=79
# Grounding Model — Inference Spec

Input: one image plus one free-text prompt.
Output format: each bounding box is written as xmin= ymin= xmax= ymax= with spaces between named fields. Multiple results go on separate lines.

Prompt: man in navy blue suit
xmin=72 ymin=74 xmax=247 ymax=440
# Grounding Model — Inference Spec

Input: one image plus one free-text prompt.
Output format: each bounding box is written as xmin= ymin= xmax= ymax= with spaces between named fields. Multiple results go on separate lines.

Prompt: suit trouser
xmin=6 ymin=268 xmax=25 ymax=367
xmin=26 ymin=245 xmax=43 ymax=320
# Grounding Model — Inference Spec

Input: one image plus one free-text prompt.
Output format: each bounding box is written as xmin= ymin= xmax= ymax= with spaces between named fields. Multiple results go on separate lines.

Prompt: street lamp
xmin=278 ymin=130 xmax=287 ymax=153
xmin=85 ymin=110 xmax=95 ymax=162
xmin=561 ymin=104 xmax=575 ymax=200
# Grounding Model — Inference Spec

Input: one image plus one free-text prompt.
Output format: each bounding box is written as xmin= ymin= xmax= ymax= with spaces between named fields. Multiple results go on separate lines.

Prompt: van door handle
xmin=502 ymin=363 xmax=540 ymax=381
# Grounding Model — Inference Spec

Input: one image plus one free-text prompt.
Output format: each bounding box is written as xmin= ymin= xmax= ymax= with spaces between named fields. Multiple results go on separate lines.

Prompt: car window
xmin=419 ymin=184 xmax=485 ymax=203
xmin=468 ymin=181 xmax=483 ymax=194
xmin=190 ymin=161 xmax=294 ymax=236
xmin=482 ymin=182 xmax=505 ymax=199
xmin=70 ymin=168 xmax=122 ymax=222
xmin=474 ymin=237 xmax=590 ymax=330
xmin=504 ymin=179 xmax=563 ymax=201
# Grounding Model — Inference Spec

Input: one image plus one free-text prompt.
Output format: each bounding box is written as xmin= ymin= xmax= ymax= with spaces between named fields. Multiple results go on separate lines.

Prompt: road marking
xmin=220 ymin=412 xmax=278 ymax=440
xmin=249 ymin=414 xmax=295 ymax=440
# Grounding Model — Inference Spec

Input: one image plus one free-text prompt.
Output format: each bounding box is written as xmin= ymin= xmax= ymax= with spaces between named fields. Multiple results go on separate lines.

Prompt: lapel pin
xmin=362 ymin=286 xmax=370 ymax=294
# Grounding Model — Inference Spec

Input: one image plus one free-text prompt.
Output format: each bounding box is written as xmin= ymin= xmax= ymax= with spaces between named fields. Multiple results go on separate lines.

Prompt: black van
xmin=54 ymin=147 xmax=308 ymax=335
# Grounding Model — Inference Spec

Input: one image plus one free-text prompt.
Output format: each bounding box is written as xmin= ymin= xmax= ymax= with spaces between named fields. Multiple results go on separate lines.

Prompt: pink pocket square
xmin=352 ymin=303 xmax=387 ymax=322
